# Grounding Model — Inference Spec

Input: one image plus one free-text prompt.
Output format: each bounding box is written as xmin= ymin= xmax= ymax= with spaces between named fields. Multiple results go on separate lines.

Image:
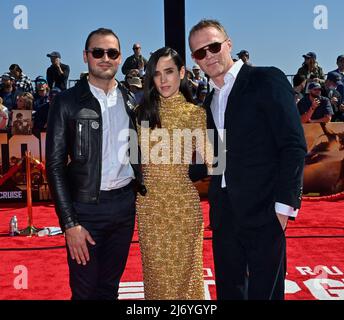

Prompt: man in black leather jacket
xmin=46 ymin=28 xmax=146 ymax=300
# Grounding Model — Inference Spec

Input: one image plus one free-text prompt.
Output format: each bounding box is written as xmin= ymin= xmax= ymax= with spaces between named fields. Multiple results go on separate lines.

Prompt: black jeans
xmin=67 ymin=186 xmax=136 ymax=300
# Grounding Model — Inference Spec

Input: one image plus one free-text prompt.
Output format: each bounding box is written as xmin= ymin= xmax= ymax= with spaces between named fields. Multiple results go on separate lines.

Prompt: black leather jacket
xmin=46 ymin=77 xmax=146 ymax=231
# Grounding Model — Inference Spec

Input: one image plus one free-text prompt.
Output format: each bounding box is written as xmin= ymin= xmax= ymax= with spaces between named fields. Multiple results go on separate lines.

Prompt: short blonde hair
xmin=188 ymin=19 xmax=229 ymax=49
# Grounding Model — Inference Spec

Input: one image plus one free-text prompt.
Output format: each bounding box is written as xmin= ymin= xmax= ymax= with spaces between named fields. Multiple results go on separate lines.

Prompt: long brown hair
xmin=136 ymin=47 xmax=193 ymax=129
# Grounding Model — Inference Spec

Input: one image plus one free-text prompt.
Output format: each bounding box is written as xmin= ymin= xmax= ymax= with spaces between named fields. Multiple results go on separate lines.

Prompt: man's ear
xmin=226 ymin=38 xmax=232 ymax=53
xmin=83 ymin=51 xmax=88 ymax=64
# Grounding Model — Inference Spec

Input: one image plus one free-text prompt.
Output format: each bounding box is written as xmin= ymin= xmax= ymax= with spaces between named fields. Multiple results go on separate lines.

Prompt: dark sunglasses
xmin=133 ymin=47 xmax=141 ymax=50
xmin=192 ymin=39 xmax=228 ymax=60
xmin=86 ymin=48 xmax=120 ymax=60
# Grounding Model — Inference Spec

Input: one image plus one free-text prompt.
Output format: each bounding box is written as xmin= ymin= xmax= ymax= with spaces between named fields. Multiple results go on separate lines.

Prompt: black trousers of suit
xmin=211 ymin=189 xmax=286 ymax=300
xmin=67 ymin=185 xmax=136 ymax=300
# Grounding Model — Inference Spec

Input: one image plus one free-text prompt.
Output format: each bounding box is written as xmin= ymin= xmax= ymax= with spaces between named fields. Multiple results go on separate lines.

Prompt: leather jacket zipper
xmin=78 ymin=122 xmax=82 ymax=156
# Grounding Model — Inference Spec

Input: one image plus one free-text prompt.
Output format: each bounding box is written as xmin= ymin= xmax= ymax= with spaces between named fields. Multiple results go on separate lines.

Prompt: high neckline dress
xmin=136 ymin=93 xmax=206 ymax=300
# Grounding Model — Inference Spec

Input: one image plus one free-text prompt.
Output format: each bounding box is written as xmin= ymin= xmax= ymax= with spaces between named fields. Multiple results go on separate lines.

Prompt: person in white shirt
xmin=189 ymin=19 xmax=306 ymax=300
xmin=46 ymin=28 xmax=146 ymax=300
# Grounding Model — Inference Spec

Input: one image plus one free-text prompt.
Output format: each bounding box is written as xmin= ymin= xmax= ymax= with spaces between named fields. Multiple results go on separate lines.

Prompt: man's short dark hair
xmin=84 ymin=28 xmax=121 ymax=51
xmin=293 ymin=74 xmax=307 ymax=87
xmin=337 ymin=55 xmax=344 ymax=63
xmin=9 ymin=64 xmax=22 ymax=73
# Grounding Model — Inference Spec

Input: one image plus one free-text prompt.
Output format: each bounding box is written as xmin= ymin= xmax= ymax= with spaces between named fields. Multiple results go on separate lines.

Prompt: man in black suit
xmin=188 ymin=19 xmax=307 ymax=300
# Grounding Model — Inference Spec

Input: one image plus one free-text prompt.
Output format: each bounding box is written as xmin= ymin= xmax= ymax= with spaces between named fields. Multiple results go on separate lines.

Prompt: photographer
xmin=46 ymin=51 xmax=70 ymax=91
xmin=297 ymin=82 xmax=333 ymax=123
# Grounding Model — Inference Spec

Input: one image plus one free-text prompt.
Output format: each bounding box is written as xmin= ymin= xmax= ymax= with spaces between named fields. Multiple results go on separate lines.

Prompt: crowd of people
xmin=293 ymin=53 xmax=344 ymax=123
xmin=0 ymin=51 xmax=68 ymax=132
xmin=1 ymin=44 xmax=343 ymax=134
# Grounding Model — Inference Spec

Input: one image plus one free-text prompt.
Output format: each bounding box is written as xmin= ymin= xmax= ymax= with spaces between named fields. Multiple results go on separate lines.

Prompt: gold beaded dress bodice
xmin=136 ymin=94 xmax=206 ymax=300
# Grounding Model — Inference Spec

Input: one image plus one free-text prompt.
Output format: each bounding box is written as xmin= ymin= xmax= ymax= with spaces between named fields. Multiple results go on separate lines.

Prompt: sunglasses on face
xmin=192 ymin=39 xmax=228 ymax=60
xmin=133 ymin=47 xmax=141 ymax=50
xmin=86 ymin=48 xmax=120 ymax=60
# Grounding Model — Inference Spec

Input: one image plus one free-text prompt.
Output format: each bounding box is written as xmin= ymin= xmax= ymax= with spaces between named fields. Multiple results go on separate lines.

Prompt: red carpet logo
xmin=286 ymin=265 xmax=344 ymax=300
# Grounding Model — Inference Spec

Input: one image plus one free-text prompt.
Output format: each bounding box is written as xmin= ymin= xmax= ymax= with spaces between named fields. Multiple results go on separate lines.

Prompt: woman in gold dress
xmin=136 ymin=47 xmax=209 ymax=299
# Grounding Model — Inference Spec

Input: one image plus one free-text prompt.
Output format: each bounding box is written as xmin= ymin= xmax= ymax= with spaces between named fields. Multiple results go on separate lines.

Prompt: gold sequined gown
xmin=136 ymin=94 xmax=207 ymax=300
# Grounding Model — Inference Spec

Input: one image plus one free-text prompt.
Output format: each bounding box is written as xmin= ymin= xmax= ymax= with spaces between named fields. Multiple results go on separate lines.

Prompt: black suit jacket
xmin=204 ymin=64 xmax=307 ymax=229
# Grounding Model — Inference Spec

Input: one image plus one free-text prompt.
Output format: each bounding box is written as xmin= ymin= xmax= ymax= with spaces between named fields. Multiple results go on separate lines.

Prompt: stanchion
xmin=19 ymin=151 xmax=41 ymax=236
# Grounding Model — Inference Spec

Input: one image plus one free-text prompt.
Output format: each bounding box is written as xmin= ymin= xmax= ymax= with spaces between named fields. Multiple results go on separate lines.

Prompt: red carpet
xmin=0 ymin=200 xmax=344 ymax=300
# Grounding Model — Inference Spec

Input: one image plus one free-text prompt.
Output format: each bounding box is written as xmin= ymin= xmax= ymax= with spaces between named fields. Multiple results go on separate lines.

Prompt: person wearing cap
xmin=46 ymin=51 xmax=70 ymax=91
xmin=33 ymin=77 xmax=50 ymax=111
xmin=0 ymin=73 xmax=19 ymax=111
xmin=8 ymin=64 xmax=34 ymax=94
xmin=322 ymin=72 xmax=344 ymax=121
xmin=296 ymin=52 xmax=325 ymax=84
xmin=123 ymin=68 xmax=141 ymax=90
xmin=237 ymin=50 xmax=252 ymax=65
xmin=34 ymin=76 xmax=48 ymax=90
xmin=329 ymin=55 xmax=344 ymax=101
xmin=121 ymin=43 xmax=148 ymax=76
xmin=297 ymin=82 xmax=333 ymax=123
xmin=188 ymin=64 xmax=208 ymax=98
xmin=192 ymin=64 xmax=207 ymax=83
xmin=33 ymin=87 xmax=61 ymax=131
xmin=126 ymin=76 xmax=144 ymax=105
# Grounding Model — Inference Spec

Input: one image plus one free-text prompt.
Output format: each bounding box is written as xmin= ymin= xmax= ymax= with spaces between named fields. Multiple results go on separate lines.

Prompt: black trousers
xmin=211 ymin=190 xmax=286 ymax=300
xmin=67 ymin=186 xmax=136 ymax=300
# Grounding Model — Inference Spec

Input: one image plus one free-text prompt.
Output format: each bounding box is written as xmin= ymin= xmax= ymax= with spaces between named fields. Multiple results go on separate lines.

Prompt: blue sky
xmin=0 ymin=0 xmax=342 ymax=83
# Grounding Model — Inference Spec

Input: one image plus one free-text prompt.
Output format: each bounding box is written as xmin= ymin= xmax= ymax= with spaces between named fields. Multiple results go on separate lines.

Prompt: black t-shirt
xmin=297 ymin=94 xmax=333 ymax=120
xmin=46 ymin=63 xmax=70 ymax=91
